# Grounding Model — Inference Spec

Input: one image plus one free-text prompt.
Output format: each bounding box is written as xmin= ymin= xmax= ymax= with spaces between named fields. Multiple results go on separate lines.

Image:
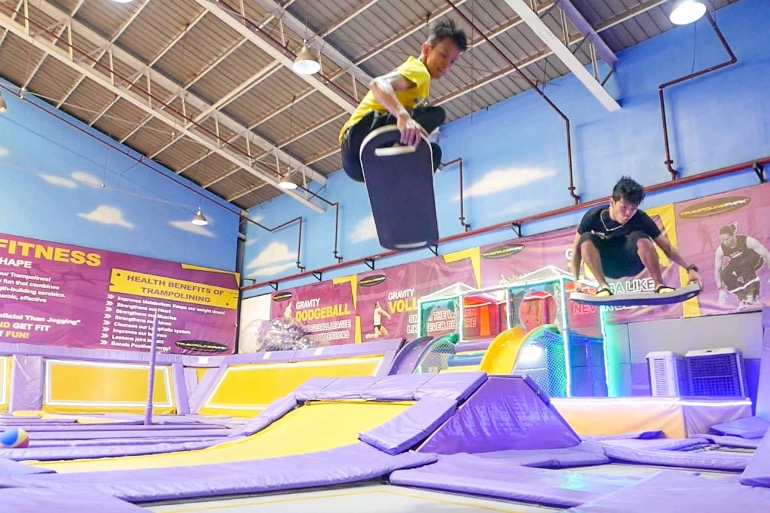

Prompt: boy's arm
xmin=369 ymin=72 xmax=428 ymax=146
xmin=653 ymin=233 xmax=703 ymax=287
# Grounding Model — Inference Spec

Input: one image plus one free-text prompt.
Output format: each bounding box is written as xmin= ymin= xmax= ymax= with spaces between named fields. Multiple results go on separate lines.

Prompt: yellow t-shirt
xmin=339 ymin=56 xmax=431 ymax=141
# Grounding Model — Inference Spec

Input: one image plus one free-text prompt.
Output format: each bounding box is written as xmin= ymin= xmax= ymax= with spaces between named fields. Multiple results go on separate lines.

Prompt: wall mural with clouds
xmin=0 ymin=87 xmax=239 ymax=271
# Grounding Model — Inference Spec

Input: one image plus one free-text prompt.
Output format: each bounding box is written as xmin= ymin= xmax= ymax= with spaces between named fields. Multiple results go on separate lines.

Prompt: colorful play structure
xmin=0 ymin=281 xmax=769 ymax=510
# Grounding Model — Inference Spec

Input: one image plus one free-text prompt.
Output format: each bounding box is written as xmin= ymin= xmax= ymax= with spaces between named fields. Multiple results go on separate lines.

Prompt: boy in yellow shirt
xmin=339 ymin=19 xmax=467 ymax=182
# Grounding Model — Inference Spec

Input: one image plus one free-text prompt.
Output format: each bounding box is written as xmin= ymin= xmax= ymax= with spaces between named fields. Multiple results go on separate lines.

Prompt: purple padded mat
xmin=359 ymin=397 xmax=457 ymax=455
xmin=602 ymin=443 xmax=751 ymax=470
xmin=567 ymin=471 xmax=770 ymax=513
xmin=0 ymin=458 xmax=55 ymax=475
xmin=463 ymin=440 xmax=610 ymax=468
xmin=419 ymin=376 xmax=581 ymax=454
xmin=0 ymin=443 xmax=437 ymax=503
xmin=740 ymin=428 xmax=770 ymax=487
xmin=0 ymin=487 xmax=145 ymax=513
xmin=389 ymin=453 xmax=637 ymax=508
xmin=0 ymin=438 xmax=216 ymax=461
xmin=711 ymin=416 xmax=769 ymax=439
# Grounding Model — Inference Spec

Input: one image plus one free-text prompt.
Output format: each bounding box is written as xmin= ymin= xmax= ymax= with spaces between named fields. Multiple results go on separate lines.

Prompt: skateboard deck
xmin=360 ymin=125 xmax=438 ymax=250
xmin=570 ymin=283 xmax=702 ymax=307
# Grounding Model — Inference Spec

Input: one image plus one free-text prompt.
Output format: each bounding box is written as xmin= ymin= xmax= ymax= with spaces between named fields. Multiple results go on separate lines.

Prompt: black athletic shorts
xmin=579 ymin=230 xmax=652 ymax=279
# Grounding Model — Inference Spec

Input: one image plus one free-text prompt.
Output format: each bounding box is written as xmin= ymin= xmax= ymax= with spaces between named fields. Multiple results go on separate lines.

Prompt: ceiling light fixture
xmin=669 ymin=0 xmax=707 ymax=25
xmin=0 ymin=92 xmax=7 ymax=113
xmin=293 ymin=42 xmax=320 ymax=75
xmin=111 ymin=0 xmax=135 ymax=4
xmin=191 ymin=207 xmax=208 ymax=226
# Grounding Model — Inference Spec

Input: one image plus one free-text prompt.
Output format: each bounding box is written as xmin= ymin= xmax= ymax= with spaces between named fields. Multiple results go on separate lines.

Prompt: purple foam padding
xmin=21 ymin=428 xmax=231 ymax=440
xmin=183 ymin=366 xmax=199 ymax=406
xmin=386 ymin=336 xmax=433 ymax=375
xmin=711 ymin=416 xmax=769 ymax=439
xmin=0 ymin=342 xmax=188 ymax=365
xmin=228 ymin=395 xmax=298 ymax=438
xmin=758 ymin=314 xmax=770 ymax=421
xmin=583 ymin=430 xmax=663 ymax=441
xmin=568 ymin=471 xmax=770 ymax=513
xmin=390 ymin=454 xmax=637 ymax=508
xmin=694 ymin=434 xmax=761 ymax=449
xmin=0 ymin=458 xmax=54 ymax=475
xmin=463 ymin=440 xmax=610 ymax=468
xmin=292 ymin=338 xmax=403 ymax=363
xmin=313 ymin=376 xmax=380 ymax=399
xmin=359 ymin=397 xmax=457 ymax=455
xmin=188 ymin=363 xmax=227 ymax=413
xmin=293 ymin=374 xmax=483 ymax=403
xmin=9 ymin=354 xmax=44 ymax=412
xmin=0 ymin=487 xmax=146 ymax=512
xmin=0 ymin=439 xmax=219 ymax=461
xmin=419 ymin=376 xmax=581 ymax=455
xmin=413 ymin=371 xmax=487 ymax=402
xmin=602 ymin=443 xmax=751 ymax=471
xmin=16 ymin=422 xmax=228 ymax=432
xmin=740 ymin=428 xmax=770 ymax=487
xmin=0 ymin=443 xmax=437 ymax=502
xmin=599 ymin=437 xmax=710 ymax=452
xmin=222 ymin=350 xmax=296 ymax=365
xmin=170 ymin=363 xmax=189 ymax=415
xmin=26 ymin=436 xmax=223 ymax=448
xmin=365 ymin=374 xmax=434 ymax=399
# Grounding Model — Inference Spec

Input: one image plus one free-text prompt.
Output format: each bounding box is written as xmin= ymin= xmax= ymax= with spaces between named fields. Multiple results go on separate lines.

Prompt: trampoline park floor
xmin=145 ymin=483 xmax=560 ymax=513
xmin=143 ymin=463 xmax=742 ymax=513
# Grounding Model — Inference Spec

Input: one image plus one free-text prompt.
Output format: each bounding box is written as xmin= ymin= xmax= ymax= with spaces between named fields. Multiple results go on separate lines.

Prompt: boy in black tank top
xmin=571 ymin=177 xmax=702 ymax=297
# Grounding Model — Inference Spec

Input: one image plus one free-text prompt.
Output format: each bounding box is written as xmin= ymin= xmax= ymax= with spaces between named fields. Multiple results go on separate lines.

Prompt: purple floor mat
xmin=389 ymin=453 xmax=637 ymax=508
xmin=17 ymin=428 xmax=229 ymax=440
xmin=463 ymin=440 xmax=610 ymax=468
xmin=740 ymin=429 xmax=770 ymax=487
xmin=0 ymin=443 xmax=437 ymax=503
xmin=602 ymin=443 xmax=751 ymax=470
xmin=567 ymin=471 xmax=770 ymax=513
xmin=0 ymin=438 xmax=216 ymax=461
xmin=0 ymin=486 xmax=144 ymax=512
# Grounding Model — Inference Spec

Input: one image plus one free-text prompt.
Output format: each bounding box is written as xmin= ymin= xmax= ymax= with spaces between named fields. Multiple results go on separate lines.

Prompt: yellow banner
xmin=109 ymin=269 xmax=238 ymax=309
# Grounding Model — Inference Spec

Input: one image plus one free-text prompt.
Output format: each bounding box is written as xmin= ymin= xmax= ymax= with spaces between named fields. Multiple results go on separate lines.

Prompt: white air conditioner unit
xmin=646 ymin=351 xmax=689 ymax=396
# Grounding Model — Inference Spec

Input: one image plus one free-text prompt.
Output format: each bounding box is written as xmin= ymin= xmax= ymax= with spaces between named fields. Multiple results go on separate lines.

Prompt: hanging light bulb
xmin=0 ymin=92 xmax=7 ymax=113
xmin=293 ymin=42 xmax=320 ymax=75
xmin=278 ymin=178 xmax=298 ymax=190
xmin=191 ymin=207 xmax=208 ymax=226
xmin=669 ymin=0 xmax=707 ymax=25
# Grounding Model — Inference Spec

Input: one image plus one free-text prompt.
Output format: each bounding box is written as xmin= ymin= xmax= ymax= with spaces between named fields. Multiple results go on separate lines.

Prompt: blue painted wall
xmin=243 ymin=0 xmax=769 ymax=296
xmin=0 ymin=88 xmax=239 ymax=271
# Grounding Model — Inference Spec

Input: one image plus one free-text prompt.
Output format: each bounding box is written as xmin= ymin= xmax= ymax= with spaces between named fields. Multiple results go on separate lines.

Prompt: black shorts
xmin=579 ymin=231 xmax=651 ymax=279
xmin=340 ymin=106 xmax=445 ymax=182
xmin=374 ymin=324 xmax=382 ymax=330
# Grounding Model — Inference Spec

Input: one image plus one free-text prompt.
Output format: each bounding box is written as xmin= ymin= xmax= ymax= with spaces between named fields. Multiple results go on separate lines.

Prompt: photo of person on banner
xmin=571 ymin=177 xmax=703 ymax=296
xmin=715 ymin=222 xmax=770 ymax=310
xmin=365 ymin=301 xmax=392 ymax=339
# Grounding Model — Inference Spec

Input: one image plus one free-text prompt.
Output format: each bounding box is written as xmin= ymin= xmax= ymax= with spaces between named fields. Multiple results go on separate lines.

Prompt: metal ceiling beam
xmin=26 ymin=0 xmax=327 ymax=189
xmin=0 ymin=7 xmax=325 ymax=213
xmin=250 ymin=0 xmax=375 ymax=87
xmin=501 ymin=0 xmax=620 ymax=111
xmin=197 ymin=0 xmax=355 ymax=114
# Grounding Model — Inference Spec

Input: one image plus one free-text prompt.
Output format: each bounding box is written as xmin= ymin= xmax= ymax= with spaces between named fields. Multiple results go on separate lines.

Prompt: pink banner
xmin=357 ymin=256 xmax=477 ymax=341
xmin=270 ymin=281 xmax=355 ymax=345
xmin=0 ymin=233 xmax=239 ymax=354
xmin=674 ymin=183 xmax=770 ymax=315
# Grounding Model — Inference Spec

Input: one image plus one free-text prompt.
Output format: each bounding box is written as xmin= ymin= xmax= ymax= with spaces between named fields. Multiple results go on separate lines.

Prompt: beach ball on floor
xmin=0 ymin=427 xmax=30 ymax=448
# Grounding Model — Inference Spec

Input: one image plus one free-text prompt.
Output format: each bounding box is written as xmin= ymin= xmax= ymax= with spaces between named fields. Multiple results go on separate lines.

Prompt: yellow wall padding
xmin=0 ymin=356 xmax=8 ymax=413
xmin=37 ymin=400 xmax=411 ymax=473
xmin=200 ymin=356 xmax=383 ymax=417
xmin=43 ymin=359 xmax=175 ymax=415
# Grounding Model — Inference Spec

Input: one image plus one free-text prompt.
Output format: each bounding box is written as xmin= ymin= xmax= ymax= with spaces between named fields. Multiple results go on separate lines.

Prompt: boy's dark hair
xmin=611 ymin=176 xmax=645 ymax=206
xmin=427 ymin=18 xmax=468 ymax=52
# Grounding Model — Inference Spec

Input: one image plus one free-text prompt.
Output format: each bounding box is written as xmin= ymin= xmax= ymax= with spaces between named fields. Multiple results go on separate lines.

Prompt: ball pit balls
xmin=0 ymin=427 xmax=30 ymax=448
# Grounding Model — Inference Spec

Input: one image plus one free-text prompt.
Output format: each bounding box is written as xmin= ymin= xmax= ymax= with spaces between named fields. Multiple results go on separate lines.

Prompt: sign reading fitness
xmin=0 ymin=233 xmax=239 ymax=354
